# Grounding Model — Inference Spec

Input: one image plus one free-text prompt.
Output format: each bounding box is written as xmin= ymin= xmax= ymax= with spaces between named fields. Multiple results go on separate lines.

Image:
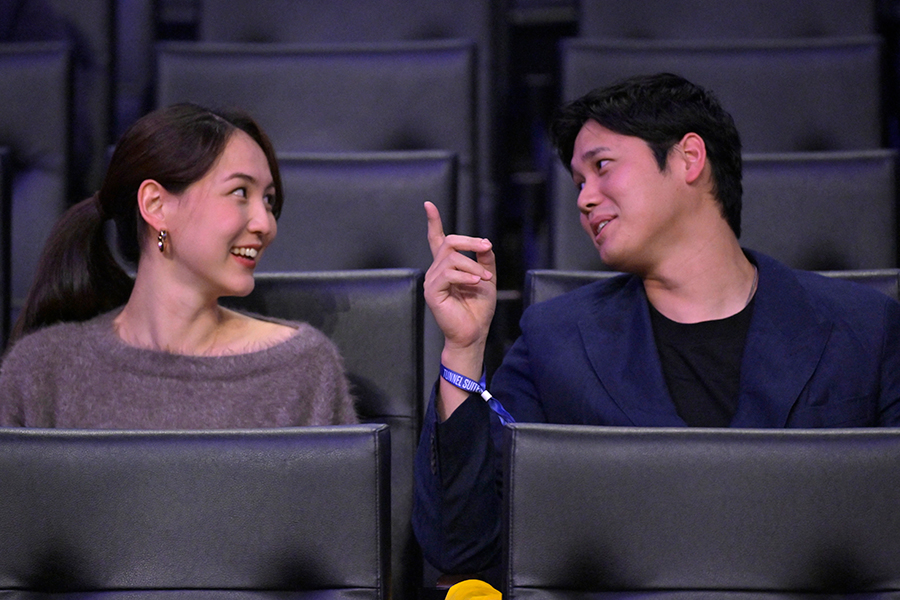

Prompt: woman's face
xmin=163 ymin=129 xmax=277 ymax=299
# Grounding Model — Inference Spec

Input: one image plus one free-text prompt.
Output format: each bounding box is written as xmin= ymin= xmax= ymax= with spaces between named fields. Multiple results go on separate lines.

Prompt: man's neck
xmin=641 ymin=235 xmax=757 ymax=324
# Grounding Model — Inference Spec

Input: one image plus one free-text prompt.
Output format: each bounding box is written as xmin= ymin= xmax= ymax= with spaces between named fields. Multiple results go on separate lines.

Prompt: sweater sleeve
xmin=0 ymin=334 xmax=55 ymax=427
xmin=877 ymin=295 xmax=900 ymax=425
xmin=0 ymin=358 xmax=26 ymax=426
xmin=329 ymin=350 xmax=359 ymax=425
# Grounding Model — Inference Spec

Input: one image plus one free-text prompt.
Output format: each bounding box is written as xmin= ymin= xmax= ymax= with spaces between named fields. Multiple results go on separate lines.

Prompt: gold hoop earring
xmin=157 ymin=230 xmax=168 ymax=253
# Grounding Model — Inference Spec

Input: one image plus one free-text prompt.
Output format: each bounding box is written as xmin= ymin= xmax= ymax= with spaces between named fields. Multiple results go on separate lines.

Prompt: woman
xmin=0 ymin=103 xmax=357 ymax=428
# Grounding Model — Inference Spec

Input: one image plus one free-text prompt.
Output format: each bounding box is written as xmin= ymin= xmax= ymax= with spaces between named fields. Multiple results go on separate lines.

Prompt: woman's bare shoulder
xmin=217 ymin=307 xmax=301 ymax=355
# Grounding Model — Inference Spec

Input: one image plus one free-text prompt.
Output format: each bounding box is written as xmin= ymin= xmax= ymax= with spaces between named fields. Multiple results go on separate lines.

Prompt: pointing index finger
xmin=425 ymin=201 xmax=445 ymax=257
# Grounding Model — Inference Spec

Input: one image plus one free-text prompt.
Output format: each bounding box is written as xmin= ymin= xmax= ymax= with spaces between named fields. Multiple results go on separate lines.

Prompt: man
xmin=414 ymin=73 xmax=900 ymax=575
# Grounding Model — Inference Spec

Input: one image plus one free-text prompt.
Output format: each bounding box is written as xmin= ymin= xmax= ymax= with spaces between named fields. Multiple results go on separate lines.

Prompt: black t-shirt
xmin=650 ymin=297 xmax=755 ymax=427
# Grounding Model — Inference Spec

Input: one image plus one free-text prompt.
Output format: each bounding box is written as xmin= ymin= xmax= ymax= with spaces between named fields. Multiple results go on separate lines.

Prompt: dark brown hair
xmin=10 ymin=103 xmax=283 ymax=344
xmin=550 ymin=73 xmax=743 ymax=237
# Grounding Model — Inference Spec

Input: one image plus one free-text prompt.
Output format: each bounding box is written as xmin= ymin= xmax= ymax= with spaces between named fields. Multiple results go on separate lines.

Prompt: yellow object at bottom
xmin=445 ymin=579 xmax=501 ymax=600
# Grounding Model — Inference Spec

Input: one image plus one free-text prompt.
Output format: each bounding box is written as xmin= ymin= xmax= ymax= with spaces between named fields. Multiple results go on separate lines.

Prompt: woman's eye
xmin=263 ymin=193 xmax=275 ymax=210
xmin=232 ymin=187 xmax=247 ymax=198
xmin=596 ymin=159 xmax=610 ymax=170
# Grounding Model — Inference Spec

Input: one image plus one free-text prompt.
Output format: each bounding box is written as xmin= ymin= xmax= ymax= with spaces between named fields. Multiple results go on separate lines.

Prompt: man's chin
xmin=597 ymin=245 xmax=618 ymax=270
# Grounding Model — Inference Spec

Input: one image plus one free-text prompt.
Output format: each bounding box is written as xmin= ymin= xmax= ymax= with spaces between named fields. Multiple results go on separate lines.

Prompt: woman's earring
xmin=157 ymin=229 xmax=168 ymax=253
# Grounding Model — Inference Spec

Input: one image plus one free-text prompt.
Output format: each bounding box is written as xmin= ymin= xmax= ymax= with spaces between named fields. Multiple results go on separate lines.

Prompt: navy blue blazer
xmin=413 ymin=251 xmax=900 ymax=574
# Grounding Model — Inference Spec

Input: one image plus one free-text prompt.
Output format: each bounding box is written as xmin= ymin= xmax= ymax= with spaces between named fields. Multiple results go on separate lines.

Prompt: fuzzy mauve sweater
xmin=0 ymin=310 xmax=358 ymax=428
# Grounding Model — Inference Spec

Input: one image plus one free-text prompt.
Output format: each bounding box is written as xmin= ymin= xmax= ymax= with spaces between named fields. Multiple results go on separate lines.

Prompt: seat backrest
xmin=741 ymin=150 xmax=897 ymax=270
xmin=523 ymin=269 xmax=621 ymax=307
xmin=502 ymin=424 xmax=900 ymax=599
xmin=45 ymin=0 xmax=114 ymax=195
xmin=0 ymin=41 xmax=71 ymax=322
xmin=578 ymin=0 xmax=876 ymax=39
xmin=223 ymin=270 xmax=424 ymax=423
xmin=561 ymin=37 xmax=883 ymax=153
xmin=818 ymin=269 xmax=900 ymax=300
xmin=197 ymin=0 xmax=500 ymax=48
xmin=222 ymin=269 xmax=424 ymax=600
xmin=113 ymin=0 xmax=156 ymax=138
xmin=263 ymin=151 xmax=456 ymax=271
xmin=550 ymin=149 xmax=898 ymax=272
xmin=523 ymin=268 xmax=900 ymax=307
xmin=0 ymin=425 xmax=390 ymax=600
xmin=195 ymin=0 xmax=508 ymax=236
xmin=155 ymin=40 xmax=478 ymax=234
xmin=0 ymin=147 xmax=10 ymax=348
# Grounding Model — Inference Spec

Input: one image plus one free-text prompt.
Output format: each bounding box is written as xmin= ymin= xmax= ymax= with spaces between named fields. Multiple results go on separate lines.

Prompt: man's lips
xmin=590 ymin=217 xmax=614 ymax=239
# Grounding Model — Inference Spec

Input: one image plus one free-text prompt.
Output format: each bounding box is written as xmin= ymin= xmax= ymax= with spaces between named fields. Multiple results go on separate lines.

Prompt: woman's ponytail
xmin=9 ymin=194 xmax=133 ymax=344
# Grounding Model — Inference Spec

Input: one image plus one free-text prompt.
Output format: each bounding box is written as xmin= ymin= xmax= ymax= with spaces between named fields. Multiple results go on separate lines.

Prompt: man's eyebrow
xmin=578 ymin=146 xmax=612 ymax=163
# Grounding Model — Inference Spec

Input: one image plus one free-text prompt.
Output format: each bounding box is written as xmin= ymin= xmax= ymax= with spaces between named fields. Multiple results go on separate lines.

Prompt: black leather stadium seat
xmin=577 ymin=0 xmax=876 ymax=39
xmin=0 ymin=41 xmax=71 ymax=326
xmin=560 ymin=37 xmax=883 ymax=153
xmin=503 ymin=424 xmax=900 ymax=598
xmin=0 ymin=425 xmax=391 ymax=600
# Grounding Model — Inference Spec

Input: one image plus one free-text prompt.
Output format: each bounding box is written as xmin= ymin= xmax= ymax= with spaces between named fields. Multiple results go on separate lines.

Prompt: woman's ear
xmin=137 ymin=179 xmax=167 ymax=232
xmin=677 ymin=132 xmax=708 ymax=185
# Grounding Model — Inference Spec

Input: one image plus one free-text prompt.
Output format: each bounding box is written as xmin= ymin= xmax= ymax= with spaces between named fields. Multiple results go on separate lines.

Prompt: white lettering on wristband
xmin=439 ymin=364 xmax=515 ymax=425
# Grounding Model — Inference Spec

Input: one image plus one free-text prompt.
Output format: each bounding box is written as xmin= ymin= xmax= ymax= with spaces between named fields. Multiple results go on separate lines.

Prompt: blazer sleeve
xmin=877 ymin=296 xmax=900 ymax=425
xmin=413 ymin=380 xmax=505 ymax=574
xmin=413 ymin=309 xmax=562 ymax=572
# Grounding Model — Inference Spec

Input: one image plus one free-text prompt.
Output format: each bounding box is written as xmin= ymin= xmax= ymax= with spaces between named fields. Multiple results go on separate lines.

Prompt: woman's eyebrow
xmin=224 ymin=172 xmax=275 ymax=189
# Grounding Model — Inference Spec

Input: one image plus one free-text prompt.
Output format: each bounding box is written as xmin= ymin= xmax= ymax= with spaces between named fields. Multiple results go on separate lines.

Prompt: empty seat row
xmin=576 ymin=0 xmax=877 ymax=39
xmin=560 ymin=36 xmax=884 ymax=153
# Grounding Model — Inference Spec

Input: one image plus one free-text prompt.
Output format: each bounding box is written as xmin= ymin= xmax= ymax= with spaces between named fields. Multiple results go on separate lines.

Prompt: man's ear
xmin=677 ymin=132 xmax=708 ymax=185
xmin=137 ymin=179 xmax=167 ymax=232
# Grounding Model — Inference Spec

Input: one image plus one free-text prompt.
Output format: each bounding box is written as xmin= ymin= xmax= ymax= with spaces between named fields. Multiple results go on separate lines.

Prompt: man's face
xmin=570 ymin=120 xmax=690 ymax=274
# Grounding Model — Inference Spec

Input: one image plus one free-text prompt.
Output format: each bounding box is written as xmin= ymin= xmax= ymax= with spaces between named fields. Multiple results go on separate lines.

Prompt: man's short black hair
xmin=549 ymin=73 xmax=743 ymax=237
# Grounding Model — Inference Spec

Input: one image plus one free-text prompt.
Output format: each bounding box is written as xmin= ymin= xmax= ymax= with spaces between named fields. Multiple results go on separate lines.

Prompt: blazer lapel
xmin=732 ymin=252 xmax=832 ymax=428
xmin=577 ymin=276 xmax=685 ymax=426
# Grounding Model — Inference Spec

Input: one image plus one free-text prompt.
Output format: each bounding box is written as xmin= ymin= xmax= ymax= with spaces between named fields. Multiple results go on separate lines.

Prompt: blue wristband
xmin=440 ymin=364 xmax=515 ymax=425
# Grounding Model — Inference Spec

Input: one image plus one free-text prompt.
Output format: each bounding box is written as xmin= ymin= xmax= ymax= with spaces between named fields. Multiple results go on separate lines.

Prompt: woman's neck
xmin=113 ymin=266 xmax=231 ymax=355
